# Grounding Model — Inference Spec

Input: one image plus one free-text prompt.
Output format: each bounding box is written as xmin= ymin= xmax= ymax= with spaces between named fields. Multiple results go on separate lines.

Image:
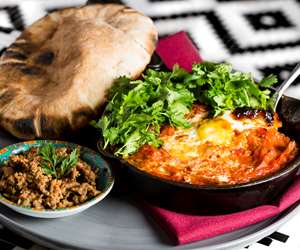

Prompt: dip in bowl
xmin=0 ymin=140 xmax=114 ymax=218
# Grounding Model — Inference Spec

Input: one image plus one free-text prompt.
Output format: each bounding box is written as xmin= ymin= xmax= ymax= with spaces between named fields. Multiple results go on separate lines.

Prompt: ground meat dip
xmin=0 ymin=147 xmax=101 ymax=209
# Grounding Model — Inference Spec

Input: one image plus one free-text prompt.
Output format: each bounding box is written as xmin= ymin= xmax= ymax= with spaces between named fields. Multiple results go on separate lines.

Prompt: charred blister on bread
xmin=40 ymin=114 xmax=73 ymax=139
xmin=13 ymin=118 xmax=36 ymax=137
xmin=72 ymin=107 xmax=96 ymax=128
xmin=35 ymin=51 xmax=55 ymax=65
xmin=0 ymin=116 xmax=36 ymax=139
xmin=2 ymin=50 xmax=28 ymax=61
xmin=20 ymin=65 xmax=41 ymax=75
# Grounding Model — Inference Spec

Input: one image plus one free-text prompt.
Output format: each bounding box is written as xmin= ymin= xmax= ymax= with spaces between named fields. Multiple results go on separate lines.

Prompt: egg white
xmin=161 ymin=110 xmax=273 ymax=161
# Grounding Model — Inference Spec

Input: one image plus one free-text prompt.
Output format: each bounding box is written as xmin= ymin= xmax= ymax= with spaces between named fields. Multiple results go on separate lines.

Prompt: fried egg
xmin=161 ymin=109 xmax=280 ymax=161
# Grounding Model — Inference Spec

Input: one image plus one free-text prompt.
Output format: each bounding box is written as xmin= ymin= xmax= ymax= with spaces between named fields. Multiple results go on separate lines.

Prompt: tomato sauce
xmin=126 ymin=109 xmax=298 ymax=186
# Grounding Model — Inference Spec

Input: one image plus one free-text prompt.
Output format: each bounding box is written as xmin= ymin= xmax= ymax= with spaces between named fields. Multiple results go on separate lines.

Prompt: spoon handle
xmin=274 ymin=63 xmax=300 ymax=110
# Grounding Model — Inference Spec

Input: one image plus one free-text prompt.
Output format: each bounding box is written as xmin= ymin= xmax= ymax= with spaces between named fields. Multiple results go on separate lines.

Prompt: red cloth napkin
xmin=156 ymin=31 xmax=202 ymax=71
xmin=151 ymin=31 xmax=300 ymax=245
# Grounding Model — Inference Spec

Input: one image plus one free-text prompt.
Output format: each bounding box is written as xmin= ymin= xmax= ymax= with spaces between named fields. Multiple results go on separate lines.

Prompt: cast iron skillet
xmin=97 ymin=56 xmax=300 ymax=215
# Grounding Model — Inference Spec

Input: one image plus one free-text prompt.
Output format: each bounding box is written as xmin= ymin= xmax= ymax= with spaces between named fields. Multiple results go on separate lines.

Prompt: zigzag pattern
xmin=0 ymin=0 xmax=300 ymax=82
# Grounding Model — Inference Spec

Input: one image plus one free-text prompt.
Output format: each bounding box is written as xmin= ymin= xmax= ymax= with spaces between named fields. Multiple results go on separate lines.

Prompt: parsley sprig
xmin=92 ymin=62 xmax=277 ymax=156
xmin=39 ymin=144 xmax=79 ymax=179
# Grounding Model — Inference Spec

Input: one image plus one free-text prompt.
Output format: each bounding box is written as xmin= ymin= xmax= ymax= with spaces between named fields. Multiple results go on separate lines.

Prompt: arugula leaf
xmin=59 ymin=148 xmax=78 ymax=177
xmin=39 ymin=144 xmax=59 ymax=178
xmin=39 ymin=144 xmax=79 ymax=179
xmin=189 ymin=63 xmax=275 ymax=115
xmin=259 ymin=74 xmax=278 ymax=87
xmin=92 ymin=62 xmax=277 ymax=156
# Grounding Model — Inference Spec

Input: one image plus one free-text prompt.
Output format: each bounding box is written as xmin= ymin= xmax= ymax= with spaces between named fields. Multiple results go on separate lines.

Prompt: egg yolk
xmin=197 ymin=118 xmax=233 ymax=145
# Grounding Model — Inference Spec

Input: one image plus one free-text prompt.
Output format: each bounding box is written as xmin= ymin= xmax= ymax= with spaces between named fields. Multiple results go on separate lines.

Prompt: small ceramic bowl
xmin=0 ymin=140 xmax=114 ymax=218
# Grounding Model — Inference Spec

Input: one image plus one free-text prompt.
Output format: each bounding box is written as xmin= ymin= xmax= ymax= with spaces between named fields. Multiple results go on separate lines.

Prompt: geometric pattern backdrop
xmin=1 ymin=0 xmax=300 ymax=94
xmin=1 ymin=0 xmax=300 ymax=89
xmin=124 ymin=0 xmax=300 ymax=95
xmin=0 ymin=1 xmax=300 ymax=250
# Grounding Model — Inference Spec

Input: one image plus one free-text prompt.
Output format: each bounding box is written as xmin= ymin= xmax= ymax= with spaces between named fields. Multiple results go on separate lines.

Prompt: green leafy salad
xmin=91 ymin=62 xmax=278 ymax=156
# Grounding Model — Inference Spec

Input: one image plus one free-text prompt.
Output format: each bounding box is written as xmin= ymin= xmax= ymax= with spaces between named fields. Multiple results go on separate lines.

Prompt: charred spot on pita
xmin=36 ymin=51 xmax=54 ymax=65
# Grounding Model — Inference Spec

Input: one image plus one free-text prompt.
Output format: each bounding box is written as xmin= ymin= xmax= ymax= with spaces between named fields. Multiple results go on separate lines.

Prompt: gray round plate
xmin=0 ymin=130 xmax=300 ymax=250
xmin=0 ymin=195 xmax=300 ymax=250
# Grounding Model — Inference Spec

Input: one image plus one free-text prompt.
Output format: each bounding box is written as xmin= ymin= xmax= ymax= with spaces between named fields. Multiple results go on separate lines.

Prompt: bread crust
xmin=0 ymin=4 xmax=157 ymax=139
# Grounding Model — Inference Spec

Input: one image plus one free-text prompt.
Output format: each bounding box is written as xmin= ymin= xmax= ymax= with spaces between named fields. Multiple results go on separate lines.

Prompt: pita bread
xmin=0 ymin=4 xmax=157 ymax=139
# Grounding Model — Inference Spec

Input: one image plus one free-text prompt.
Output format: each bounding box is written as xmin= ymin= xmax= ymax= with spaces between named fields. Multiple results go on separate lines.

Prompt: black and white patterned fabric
xmin=0 ymin=0 xmax=300 ymax=249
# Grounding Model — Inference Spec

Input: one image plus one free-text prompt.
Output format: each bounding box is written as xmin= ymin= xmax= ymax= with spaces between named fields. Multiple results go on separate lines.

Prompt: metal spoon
xmin=274 ymin=63 xmax=300 ymax=111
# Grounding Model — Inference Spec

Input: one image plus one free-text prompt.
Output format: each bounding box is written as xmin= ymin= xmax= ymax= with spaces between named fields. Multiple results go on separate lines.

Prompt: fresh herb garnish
xmin=39 ymin=144 xmax=79 ymax=179
xmin=189 ymin=62 xmax=277 ymax=116
xmin=92 ymin=62 xmax=277 ymax=156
